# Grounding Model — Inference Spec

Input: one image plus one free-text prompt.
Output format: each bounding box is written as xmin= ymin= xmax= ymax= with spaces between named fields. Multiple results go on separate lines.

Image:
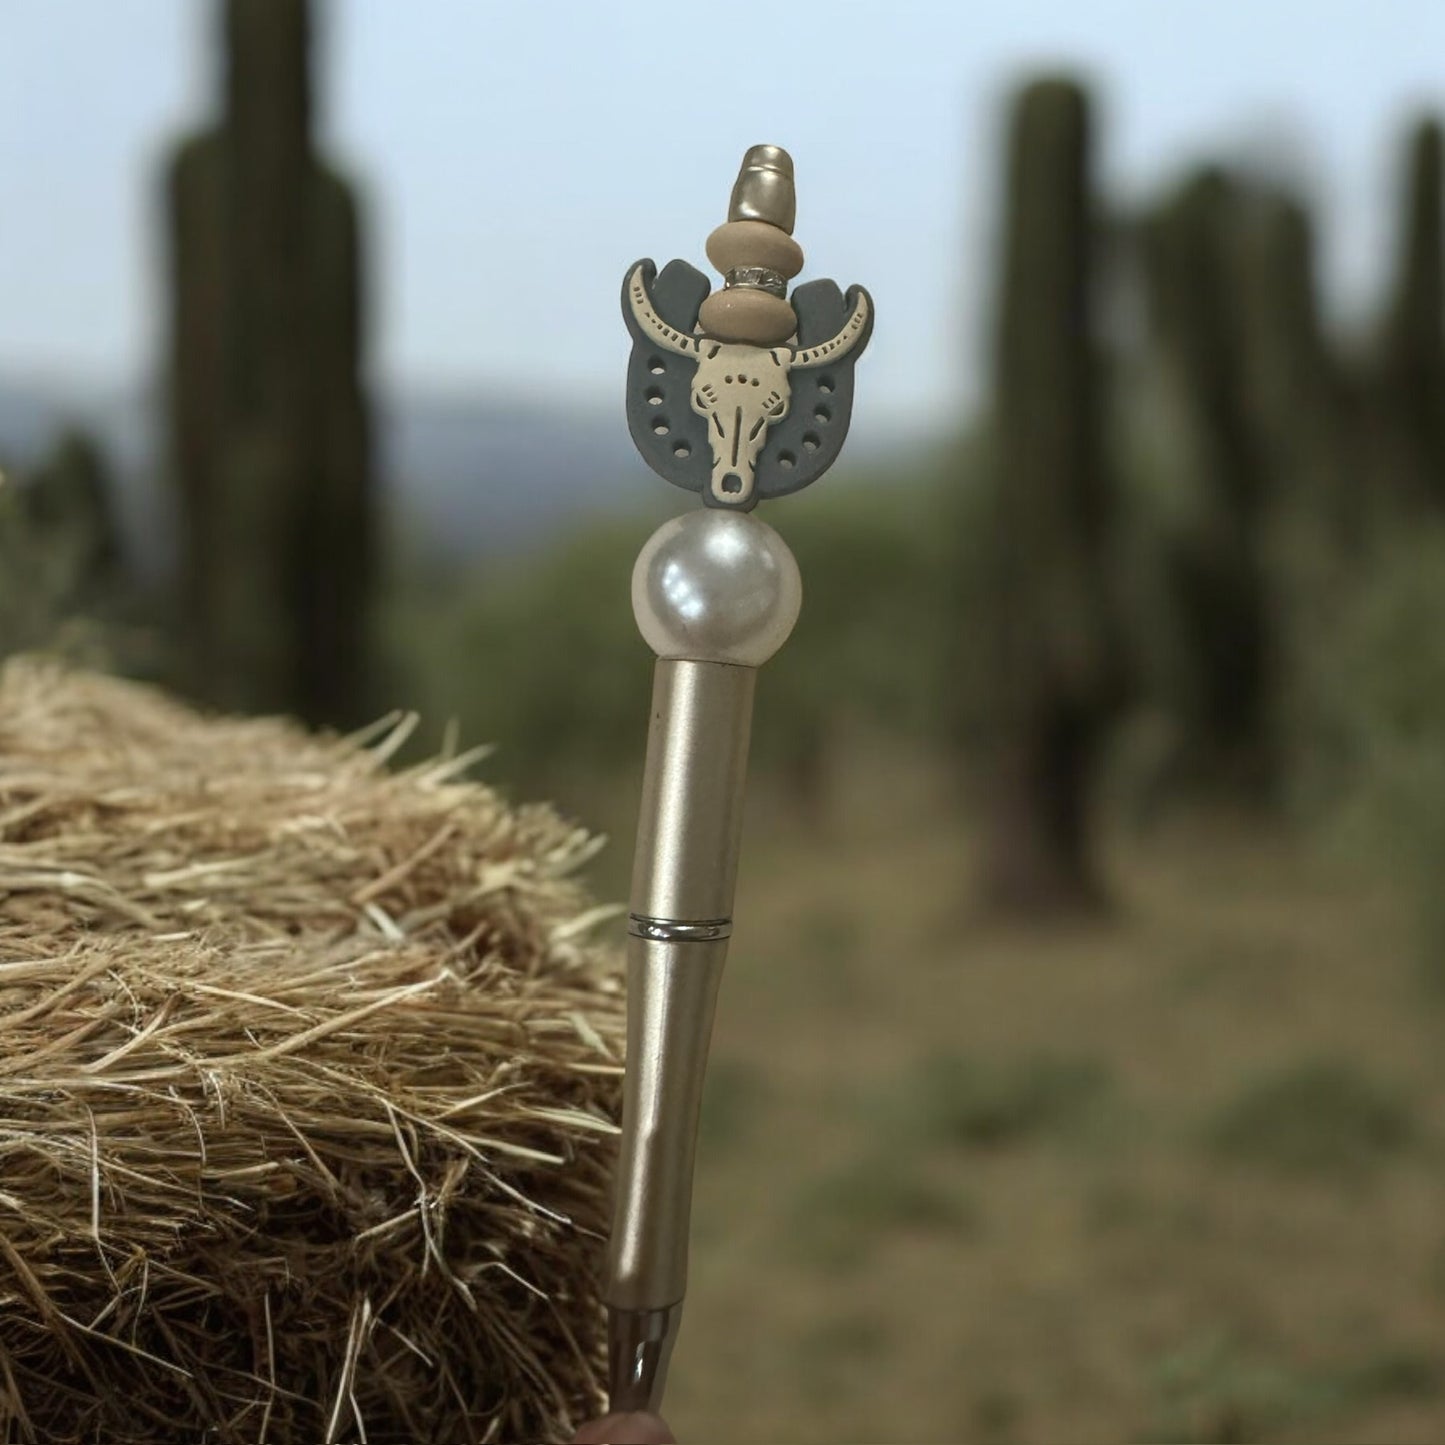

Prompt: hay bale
xmin=0 ymin=659 xmax=625 ymax=1443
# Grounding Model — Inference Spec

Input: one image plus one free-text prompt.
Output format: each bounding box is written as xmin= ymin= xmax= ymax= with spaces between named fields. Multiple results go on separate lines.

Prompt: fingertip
xmin=570 ymin=1409 xmax=677 ymax=1443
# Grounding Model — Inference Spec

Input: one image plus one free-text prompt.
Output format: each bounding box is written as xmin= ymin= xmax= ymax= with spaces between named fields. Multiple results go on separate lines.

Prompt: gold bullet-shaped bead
xmin=728 ymin=144 xmax=796 ymax=233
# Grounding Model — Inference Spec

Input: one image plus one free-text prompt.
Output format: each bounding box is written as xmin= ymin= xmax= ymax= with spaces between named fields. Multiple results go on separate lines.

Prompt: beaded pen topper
xmin=606 ymin=144 xmax=872 ymax=1416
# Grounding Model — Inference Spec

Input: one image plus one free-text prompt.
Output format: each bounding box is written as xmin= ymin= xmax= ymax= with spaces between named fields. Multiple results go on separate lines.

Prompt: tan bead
xmin=698 ymin=287 xmax=797 ymax=346
xmin=705 ymin=220 xmax=805 ymax=280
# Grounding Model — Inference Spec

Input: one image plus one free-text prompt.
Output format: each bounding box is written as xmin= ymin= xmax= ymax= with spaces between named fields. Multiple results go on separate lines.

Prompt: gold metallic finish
xmin=609 ymin=140 xmax=868 ymax=1424
xmin=608 ymin=1304 xmax=683 ymax=1415
xmin=606 ymin=932 xmax=729 ymax=1315
xmin=629 ymin=660 xmax=756 ymax=922
xmin=606 ymin=657 xmax=757 ymax=1410
xmin=727 ymin=143 xmax=796 ymax=232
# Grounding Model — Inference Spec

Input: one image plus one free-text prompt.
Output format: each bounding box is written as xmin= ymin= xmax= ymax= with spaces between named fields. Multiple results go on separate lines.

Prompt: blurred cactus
xmin=1372 ymin=115 xmax=1445 ymax=514
xmin=974 ymin=78 xmax=1121 ymax=912
xmin=0 ymin=428 xmax=124 ymax=663
xmin=1236 ymin=188 xmax=1359 ymax=553
xmin=167 ymin=0 xmax=373 ymax=727
xmin=0 ymin=463 xmax=59 ymax=659
xmin=1141 ymin=168 xmax=1275 ymax=795
xmin=24 ymin=428 xmax=123 ymax=606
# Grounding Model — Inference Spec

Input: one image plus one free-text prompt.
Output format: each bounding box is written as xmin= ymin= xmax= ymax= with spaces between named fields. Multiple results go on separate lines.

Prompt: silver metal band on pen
xmin=627 ymin=915 xmax=734 ymax=943
xmin=724 ymin=264 xmax=788 ymax=298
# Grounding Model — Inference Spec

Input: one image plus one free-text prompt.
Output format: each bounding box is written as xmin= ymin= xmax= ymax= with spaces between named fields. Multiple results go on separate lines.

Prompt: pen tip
xmin=607 ymin=1303 xmax=683 ymax=1416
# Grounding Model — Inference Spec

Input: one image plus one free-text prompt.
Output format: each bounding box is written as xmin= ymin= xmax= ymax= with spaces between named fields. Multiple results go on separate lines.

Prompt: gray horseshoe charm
xmin=622 ymin=148 xmax=872 ymax=510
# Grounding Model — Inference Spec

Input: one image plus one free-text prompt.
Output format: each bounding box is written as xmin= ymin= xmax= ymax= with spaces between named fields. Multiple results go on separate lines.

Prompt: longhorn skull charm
xmin=622 ymin=148 xmax=873 ymax=510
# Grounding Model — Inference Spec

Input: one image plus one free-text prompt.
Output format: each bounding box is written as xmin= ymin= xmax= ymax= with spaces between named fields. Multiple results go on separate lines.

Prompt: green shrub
xmin=878 ymin=1050 xmax=1114 ymax=1151
xmin=382 ymin=467 xmax=965 ymax=802
xmin=1293 ymin=527 xmax=1445 ymax=984
xmin=0 ymin=433 xmax=131 ymax=672
xmin=1205 ymin=1058 xmax=1416 ymax=1176
xmin=381 ymin=516 xmax=654 ymax=795
xmin=1142 ymin=1330 xmax=1442 ymax=1443
xmin=787 ymin=1143 xmax=976 ymax=1271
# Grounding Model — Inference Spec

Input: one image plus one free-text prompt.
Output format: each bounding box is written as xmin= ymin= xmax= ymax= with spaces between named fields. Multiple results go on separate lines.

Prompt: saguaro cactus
xmin=1237 ymin=189 xmax=1357 ymax=552
xmin=24 ymin=429 xmax=123 ymax=606
xmin=167 ymin=0 xmax=372 ymax=726
xmin=1375 ymin=116 xmax=1445 ymax=512
xmin=1142 ymin=168 xmax=1275 ymax=793
xmin=979 ymin=78 xmax=1119 ymax=912
xmin=0 ymin=429 xmax=124 ymax=661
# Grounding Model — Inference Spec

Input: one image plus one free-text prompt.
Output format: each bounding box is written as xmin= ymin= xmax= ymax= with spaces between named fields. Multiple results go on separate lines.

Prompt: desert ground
xmin=573 ymin=739 xmax=1445 ymax=1444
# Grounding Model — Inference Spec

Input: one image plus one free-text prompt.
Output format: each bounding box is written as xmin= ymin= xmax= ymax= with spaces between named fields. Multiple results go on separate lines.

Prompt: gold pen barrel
xmin=609 ymin=508 xmax=801 ymax=1415
xmin=609 ymin=931 xmax=730 ymax=1312
xmin=606 ymin=660 xmax=753 ymax=1410
xmin=631 ymin=659 xmax=755 ymax=925
xmin=609 ymin=136 xmax=870 ymax=1425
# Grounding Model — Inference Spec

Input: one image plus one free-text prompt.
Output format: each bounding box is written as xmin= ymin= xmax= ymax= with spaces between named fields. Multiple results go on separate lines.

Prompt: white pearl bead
xmin=632 ymin=509 xmax=802 ymax=666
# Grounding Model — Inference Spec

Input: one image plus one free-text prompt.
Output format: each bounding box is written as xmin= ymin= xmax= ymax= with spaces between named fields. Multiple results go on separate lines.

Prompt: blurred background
xmin=4 ymin=1 xmax=1445 ymax=1440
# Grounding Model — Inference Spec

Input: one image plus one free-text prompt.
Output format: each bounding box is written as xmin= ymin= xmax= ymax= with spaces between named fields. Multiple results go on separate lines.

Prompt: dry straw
xmin=0 ymin=659 xmax=626 ymax=1444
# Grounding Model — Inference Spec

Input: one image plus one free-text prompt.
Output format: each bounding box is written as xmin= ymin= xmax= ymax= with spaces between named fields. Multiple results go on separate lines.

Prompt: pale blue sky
xmin=0 ymin=1 xmax=1442 ymax=427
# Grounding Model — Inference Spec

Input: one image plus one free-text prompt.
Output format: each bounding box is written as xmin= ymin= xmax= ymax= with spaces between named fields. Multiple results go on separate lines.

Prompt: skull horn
xmin=790 ymin=287 xmax=872 ymax=369
xmin=626 ymin=262 xmax=705 ymax=357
